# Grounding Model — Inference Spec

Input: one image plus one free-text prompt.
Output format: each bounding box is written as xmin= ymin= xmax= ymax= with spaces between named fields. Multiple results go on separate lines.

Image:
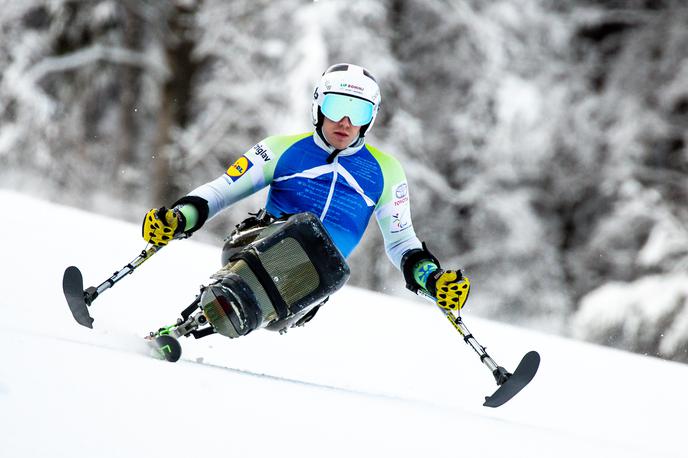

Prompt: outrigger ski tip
xmin=63 ymin=266 xmax=95 ymax=329
xmin=62 ymin=246 xmax=164 ymax=329
xmin=416 ymin=289 xmax=541 ymax=408
xmin=483 ymin=350 xmax=540 ymax=408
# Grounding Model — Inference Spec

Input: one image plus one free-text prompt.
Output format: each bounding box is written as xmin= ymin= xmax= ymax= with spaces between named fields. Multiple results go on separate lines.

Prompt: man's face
xmin=322 ymin=116 xmax=361 ymax=150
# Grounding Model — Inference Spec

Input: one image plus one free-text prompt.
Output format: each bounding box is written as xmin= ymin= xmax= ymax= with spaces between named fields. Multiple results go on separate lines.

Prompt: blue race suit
xmin=184 ymin=132 xmax=422 ymax=268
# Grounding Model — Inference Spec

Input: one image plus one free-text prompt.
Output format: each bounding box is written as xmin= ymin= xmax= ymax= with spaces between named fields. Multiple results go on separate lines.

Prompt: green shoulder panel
xmin=185 ymin=132 xmax=314 ymax=225
xmin=259 ymin=132 xmax=312 ymax=180
xmin=366 ymin=143 xmax=407 ymax=209
xmin=366 ymin=143 xmax=420 ymax=268
xmin=263 ymin=132 xmax=312 ymax=149
xmin=222 ymin=132 xmax=312 ymax=201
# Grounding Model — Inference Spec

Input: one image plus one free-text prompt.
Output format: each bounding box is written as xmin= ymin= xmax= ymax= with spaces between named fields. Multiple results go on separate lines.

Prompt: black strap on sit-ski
xmin=229 ymin=250 xmax=289 ymax=320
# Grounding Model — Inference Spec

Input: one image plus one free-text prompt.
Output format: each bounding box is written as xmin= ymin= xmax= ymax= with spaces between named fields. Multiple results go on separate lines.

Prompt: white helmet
xmin=311 ymin=63 xmax=381 ymax=138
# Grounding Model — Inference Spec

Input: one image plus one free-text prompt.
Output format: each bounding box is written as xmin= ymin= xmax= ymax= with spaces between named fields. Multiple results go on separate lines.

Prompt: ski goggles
xmin=321 ymin=93 xmax=374 ymax=126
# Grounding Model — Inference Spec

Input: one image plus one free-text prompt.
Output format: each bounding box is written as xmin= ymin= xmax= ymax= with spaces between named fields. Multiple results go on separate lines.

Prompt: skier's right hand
xmin=142 ymin=207 xmax=185 ymax=246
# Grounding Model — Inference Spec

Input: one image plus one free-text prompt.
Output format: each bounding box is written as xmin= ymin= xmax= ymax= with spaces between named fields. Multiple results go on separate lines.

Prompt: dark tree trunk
xmin=116 ymin=5 xmax=143 ymax=184
xmin=153 ymin=1 xmax=200 ymax=203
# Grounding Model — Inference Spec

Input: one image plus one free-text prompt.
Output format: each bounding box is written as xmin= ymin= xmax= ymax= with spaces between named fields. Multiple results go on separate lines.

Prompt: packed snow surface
xmin=0 ymin=190 xmax=685 ymax=458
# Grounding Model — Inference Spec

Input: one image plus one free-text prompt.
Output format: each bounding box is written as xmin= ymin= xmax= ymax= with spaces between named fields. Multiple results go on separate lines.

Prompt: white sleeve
xmin=374 ymin=179 xmax=423 ymax=270
xmin=186 ymin=138 xmax=279 ymax=220
xmin=187 ymin=175 xmax=239 ymax=220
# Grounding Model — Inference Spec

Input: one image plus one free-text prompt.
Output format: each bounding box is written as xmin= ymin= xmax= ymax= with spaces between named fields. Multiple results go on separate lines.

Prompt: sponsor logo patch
xmin=391 ymin=210 xmax=411 ymax=233
xmin=394 ymin=196 xmax=409 ymax=207
xmin=340 ymin=83 xmax=364 ymax=93
xmin=226 ymin=156 xmax=253 ymax=178
xmin=393 ymin=182 xmax=409 ymax=207
xmin=251 ymin=142 xmax=273 ymax=164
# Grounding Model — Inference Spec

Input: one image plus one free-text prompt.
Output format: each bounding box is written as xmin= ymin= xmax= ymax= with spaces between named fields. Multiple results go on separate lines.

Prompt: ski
xmin=483 ymin=350 xmax=540 ymax=408
xmin=144 ymin=303 xmax=213 ymax=363
xmin=63 ymin=266 xmax=95 ymax=328
xmin=146 ymin=334 xmax=183 ymax=362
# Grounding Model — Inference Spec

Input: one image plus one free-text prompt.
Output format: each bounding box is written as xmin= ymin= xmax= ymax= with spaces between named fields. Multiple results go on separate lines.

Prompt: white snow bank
xmin=0 ymin=190 xmax=686 ymax=458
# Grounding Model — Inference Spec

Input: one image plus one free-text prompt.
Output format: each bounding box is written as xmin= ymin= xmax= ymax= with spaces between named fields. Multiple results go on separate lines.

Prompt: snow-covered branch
xmin=404 ymin=158 xmax=468 ymax=207
xmin=25 ymin=43 xmax=168 ymax=84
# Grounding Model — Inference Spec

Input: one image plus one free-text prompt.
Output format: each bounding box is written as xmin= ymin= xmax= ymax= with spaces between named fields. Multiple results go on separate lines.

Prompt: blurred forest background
xmin=1 ymin=0 xmax=687 ymax=362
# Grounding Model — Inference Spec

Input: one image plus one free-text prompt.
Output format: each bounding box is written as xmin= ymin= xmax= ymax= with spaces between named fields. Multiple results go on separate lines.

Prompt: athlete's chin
xmin=330 ymin=136 xmax=353 ymax=149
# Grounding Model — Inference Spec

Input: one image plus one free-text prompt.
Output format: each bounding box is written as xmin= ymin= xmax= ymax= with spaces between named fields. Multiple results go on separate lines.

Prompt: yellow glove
xmin=142 ymin=207 xmax=184 ymax=246
xmin=427 ymin=269 xmax=470 ymax=311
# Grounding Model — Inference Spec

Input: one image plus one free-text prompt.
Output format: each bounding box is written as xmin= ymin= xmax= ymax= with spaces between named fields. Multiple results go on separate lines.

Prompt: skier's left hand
xmin=426 ymin=269 xmax=470 ymax=311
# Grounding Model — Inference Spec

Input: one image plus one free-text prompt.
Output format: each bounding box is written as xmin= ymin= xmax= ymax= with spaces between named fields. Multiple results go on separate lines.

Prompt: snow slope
xmin=0 ymin=190 xmax=685 ymax=458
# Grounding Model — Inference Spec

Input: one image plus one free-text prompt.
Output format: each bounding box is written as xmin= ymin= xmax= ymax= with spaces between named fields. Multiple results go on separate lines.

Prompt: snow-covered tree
xmin=2 ymin=0 xmax=687 ymax=361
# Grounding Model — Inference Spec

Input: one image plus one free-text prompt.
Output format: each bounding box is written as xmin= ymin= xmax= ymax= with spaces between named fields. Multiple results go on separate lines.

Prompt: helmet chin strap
xmin=326 ymin=149 xmax=343 ymax=164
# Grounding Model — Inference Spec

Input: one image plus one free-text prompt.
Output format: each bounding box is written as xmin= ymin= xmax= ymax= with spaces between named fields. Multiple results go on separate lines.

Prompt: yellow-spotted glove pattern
xmin=142 ymin=207 xmax=185 ymax=246
xmin=426 ymin=269 xmax=470 ymax=311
